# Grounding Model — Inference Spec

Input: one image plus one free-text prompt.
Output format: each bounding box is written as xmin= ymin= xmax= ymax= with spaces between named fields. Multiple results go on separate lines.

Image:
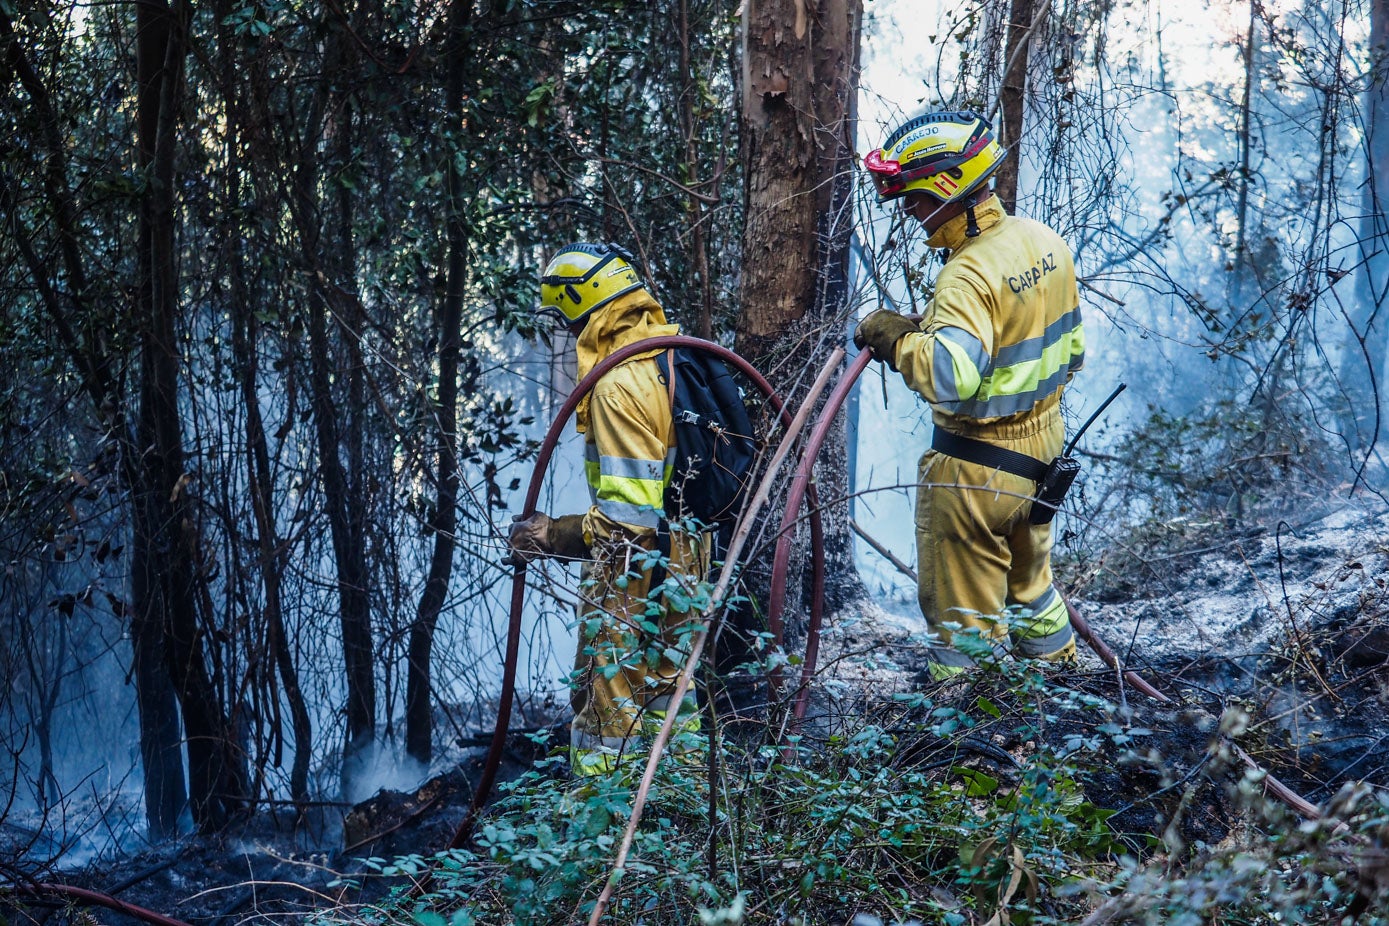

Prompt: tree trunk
xmin=290 ymin=8 xmax=376 ymax=789
xmin=215 ymin=0 xmax=315 ymax=803
xmin=994 ymin=0 xmax=1036 ymax=213
xmin=133 ymin=0 xmax=246 ymax=832
xmin=1342 ymin=0 xmax=1389 ymax=461
xmin=0 ymin=6 xmax=188 ymax=836
xmin=406 ymin=0 xmax=472 ymax=765
xmin=678 ymin=0 xmax=716 ymax=340
xmin=736 ymin=0 xmax=863 ymax=635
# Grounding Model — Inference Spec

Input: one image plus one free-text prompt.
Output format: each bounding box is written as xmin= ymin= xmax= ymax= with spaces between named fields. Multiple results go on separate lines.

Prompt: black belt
xmin=931 ymin=428 xmax=1048 ymax=482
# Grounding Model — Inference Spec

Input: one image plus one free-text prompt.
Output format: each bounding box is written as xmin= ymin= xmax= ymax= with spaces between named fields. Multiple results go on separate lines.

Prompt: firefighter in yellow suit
xmin=854 ymin=112 xmax=1085 ymax=680
xmin=508 ymin=242 xmax=705 ymax=775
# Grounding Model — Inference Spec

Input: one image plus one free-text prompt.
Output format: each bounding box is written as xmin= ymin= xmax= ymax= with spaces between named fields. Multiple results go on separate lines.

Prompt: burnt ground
xmin=812 ymin=498 xmax=1389 ymax=848
xmin=3 ymin=502 xmax=1388 ymax=923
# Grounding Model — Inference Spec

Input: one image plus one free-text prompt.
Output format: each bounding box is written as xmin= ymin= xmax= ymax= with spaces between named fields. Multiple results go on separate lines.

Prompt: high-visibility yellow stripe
xmin=585 ymin=449 xmax=668 ymax=529
xmin=961 ymin=320 xmax=1082 ymax=418
xmin=935 ymin=335 xmax=986 ymax=403
xmin=597 ymin=473 xmax=664 ymax=509
xmin=993 ymin=307 xmax=1082 ymax=368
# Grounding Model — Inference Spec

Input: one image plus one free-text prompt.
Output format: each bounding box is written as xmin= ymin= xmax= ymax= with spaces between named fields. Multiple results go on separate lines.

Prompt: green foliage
xmin=1115 ymin=397 xmax=1328 ymax=519
xmin=349 ymin=660 xmax=1140 ymax=926
xmin=1076 ymin=779 xmax=1389 ymax=925
xmin=329 ymin=644 xmax=1389 ymax=926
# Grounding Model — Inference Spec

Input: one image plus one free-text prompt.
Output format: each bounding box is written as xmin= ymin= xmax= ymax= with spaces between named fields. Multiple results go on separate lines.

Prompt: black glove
xmin=853 ymin=309 xmax=919 ymax=372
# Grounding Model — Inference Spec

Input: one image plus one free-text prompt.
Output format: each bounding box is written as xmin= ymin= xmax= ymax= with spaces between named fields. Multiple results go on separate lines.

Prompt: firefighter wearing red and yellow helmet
xmin=855 ymin=111 xmax=1085 ymax=679
xmin=510 ymin=242 xmax=704 ymax=775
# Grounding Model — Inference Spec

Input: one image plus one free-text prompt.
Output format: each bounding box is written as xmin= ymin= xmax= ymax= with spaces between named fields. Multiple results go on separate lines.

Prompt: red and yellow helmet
xmin=864 ymin=111 xmax=1006 ymax=204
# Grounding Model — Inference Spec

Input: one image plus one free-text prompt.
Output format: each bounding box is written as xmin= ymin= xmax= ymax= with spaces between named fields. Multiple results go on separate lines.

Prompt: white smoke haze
xmin=3 ymin=0 xmax=1385 ymax=870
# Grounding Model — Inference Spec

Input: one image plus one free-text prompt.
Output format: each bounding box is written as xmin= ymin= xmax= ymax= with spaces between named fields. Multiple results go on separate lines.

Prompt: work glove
xmin=507 ymin=512 xmax=589 ymax=565
xmin=507 ymin=512 xmax=554 ymax=565
xmin=547 ymin=513 xmax=590 ymax=559
xmin=853 ymin=309 xmax=918 ymax=372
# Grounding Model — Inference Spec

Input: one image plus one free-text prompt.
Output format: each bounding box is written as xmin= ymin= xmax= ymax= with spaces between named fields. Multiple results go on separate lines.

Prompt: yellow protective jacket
xmin=893 ymin=195 xmax=1084 ymax=675
xmin=892 ymin=194 xmax=1084 ymax=428
xmin=573 ymin=289 xmax=679 ymax=543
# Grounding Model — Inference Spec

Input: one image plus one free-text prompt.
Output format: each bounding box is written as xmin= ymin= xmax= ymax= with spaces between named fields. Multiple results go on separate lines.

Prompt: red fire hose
xmin=448 ymin=335 xmax=822 ymax=849
xmin=766 ymin=349 xmax=873 ymax=719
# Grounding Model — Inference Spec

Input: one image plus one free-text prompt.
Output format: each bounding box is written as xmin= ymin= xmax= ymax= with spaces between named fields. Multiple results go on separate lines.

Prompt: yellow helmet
xmin=864 ymin=110 xmax=1006 ymax=204
xmin=539 ymin=242 xmax=645 ymax=325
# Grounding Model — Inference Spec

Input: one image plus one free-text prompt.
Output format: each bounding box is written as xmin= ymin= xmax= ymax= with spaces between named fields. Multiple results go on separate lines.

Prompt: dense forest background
xmin=3 ymin=0 xmax=1389 ymax=918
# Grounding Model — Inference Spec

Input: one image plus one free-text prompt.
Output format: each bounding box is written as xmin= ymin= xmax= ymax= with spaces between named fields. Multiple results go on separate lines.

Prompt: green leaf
xmin=584 ymin=805 xmax=612 ymax=836
xmin=952 ymin=766 xmax=1000 ymax=797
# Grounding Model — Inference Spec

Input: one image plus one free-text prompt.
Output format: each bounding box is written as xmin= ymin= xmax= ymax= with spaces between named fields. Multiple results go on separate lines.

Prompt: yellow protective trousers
xmin=568 ymin=529 xmax=707 ymax=776
xmin=915 ymin=401 xmax=1075 ymax=676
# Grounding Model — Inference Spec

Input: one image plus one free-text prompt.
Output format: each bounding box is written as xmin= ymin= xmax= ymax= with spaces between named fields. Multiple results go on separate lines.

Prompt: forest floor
xmin=6 ymin=498 xmax=1389 ymax=923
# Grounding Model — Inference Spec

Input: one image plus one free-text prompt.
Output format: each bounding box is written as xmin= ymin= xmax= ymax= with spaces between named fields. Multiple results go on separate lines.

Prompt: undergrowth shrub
xmin=342 ymin=658 xmax=1145 ymax=925
xmin=328 ymin=654 xmax=1389 ymax=925
xmin=1060 ymin=395 xmax=1340 ymax=600
xmin=323 ymin=594 xmax=1389 ymax=926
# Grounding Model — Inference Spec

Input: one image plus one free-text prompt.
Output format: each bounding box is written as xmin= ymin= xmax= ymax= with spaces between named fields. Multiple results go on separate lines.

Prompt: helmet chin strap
xmin=917 ymin=188 xmax=991 ymax=244
xmin=965 ymin=203 xmax=981 ymax=238
xmin=964 ymin=188 xmax=989 ymax=238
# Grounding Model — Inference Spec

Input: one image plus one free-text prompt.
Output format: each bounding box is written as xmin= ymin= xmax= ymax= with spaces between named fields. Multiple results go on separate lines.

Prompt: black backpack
xmin=654 ymin=348 xmax=757 ymax=526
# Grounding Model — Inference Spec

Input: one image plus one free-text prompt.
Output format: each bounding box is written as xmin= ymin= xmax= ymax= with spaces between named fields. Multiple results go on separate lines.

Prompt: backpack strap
xmin=648 ymin=349 xmax=677 ymax=591
xmin=664 ymin=348 xmax=676 ymax=413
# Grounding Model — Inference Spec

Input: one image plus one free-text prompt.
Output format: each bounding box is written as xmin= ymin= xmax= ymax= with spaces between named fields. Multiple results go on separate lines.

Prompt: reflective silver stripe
xmin=933 ymin=340 xmax=960 ymax=405
xmin=932 ymin=328 xmax=992 ymax=408
xmin=993 ymin=308 xmax=1083 ymax=369
xmin=1013 ymin=623 xmax=1075 ymax=657
xmin=957 ymin=362 xmax=1072 ymax=419
xmin=600 ymin=455 xmax=665 ymax=481
xmin=929 ymin=646 xmax=977 ymax=668
xmin=940 ymin=326 xmax=992 ymax=376
xmin=1018 ymin=586 xmax=1060 ymax=615
xmin=1011 ymin=584 xmax=1072 ymax=655
xmin=597 ymin=499 xmax=662 ymax=528
xmin=1015 ymin=588 xmax=1067 ymax=628
xmin=929 ymin=634 xmax=1011 ymax=668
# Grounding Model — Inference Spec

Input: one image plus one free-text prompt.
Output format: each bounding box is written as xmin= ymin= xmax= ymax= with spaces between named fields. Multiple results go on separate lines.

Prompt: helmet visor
xmin=865 ymin=148 xmax=908 ymax=199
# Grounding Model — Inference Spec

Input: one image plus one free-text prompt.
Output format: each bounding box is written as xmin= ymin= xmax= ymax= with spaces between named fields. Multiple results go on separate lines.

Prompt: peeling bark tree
xmin=994 ymin=0 xmax=1038 ymax=213
xmin=736 ymin=0 xmax=863 ymax=617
